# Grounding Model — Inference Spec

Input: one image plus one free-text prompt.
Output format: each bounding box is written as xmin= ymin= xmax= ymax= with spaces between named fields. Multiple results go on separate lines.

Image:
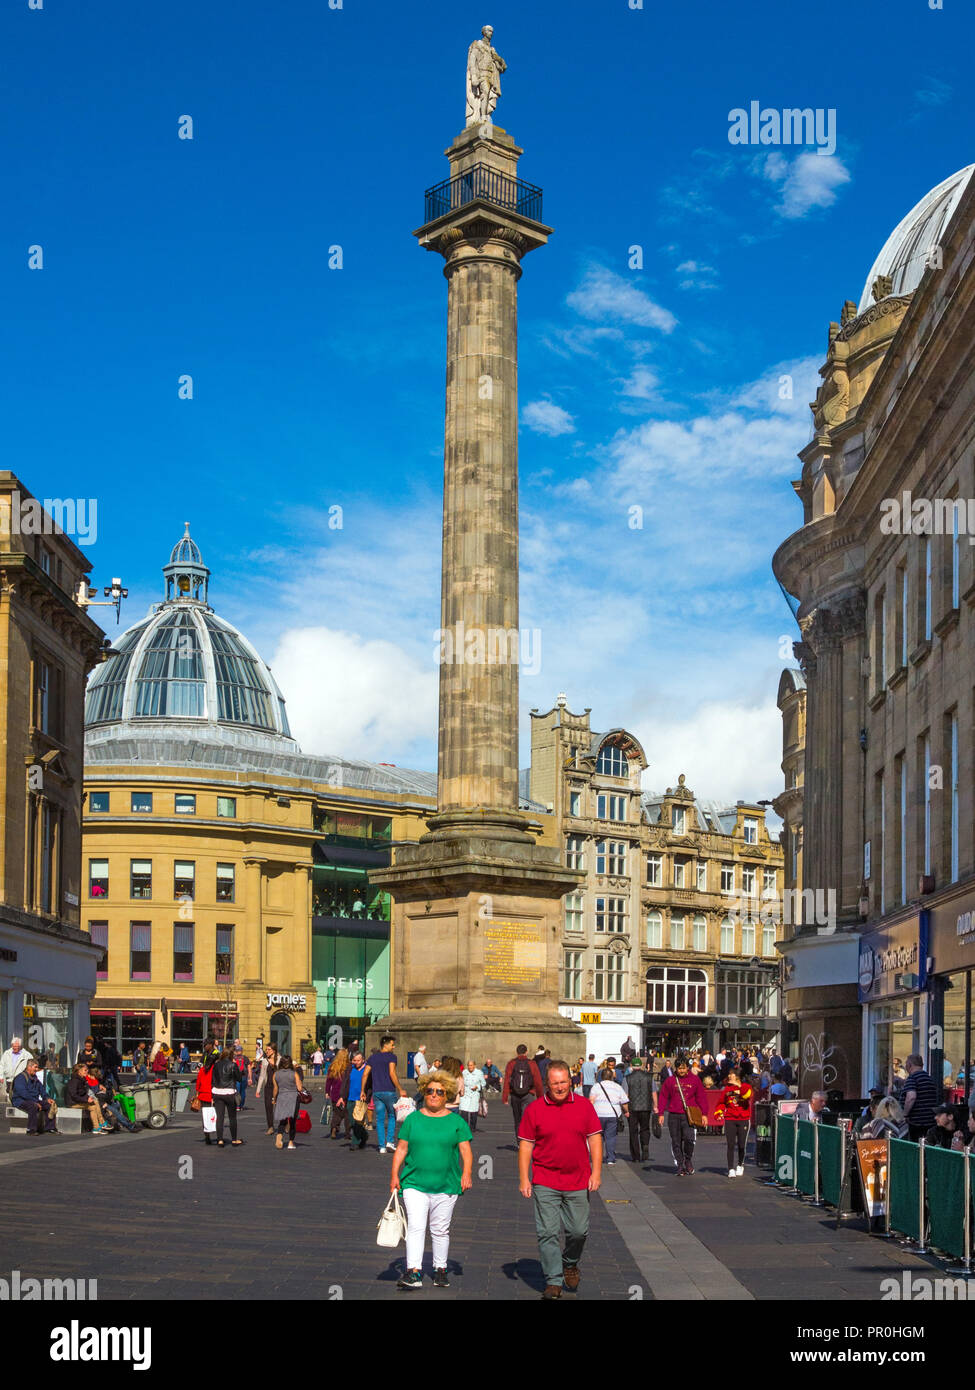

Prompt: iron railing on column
xmin=424 ymin=164 xmax=544 ymax=223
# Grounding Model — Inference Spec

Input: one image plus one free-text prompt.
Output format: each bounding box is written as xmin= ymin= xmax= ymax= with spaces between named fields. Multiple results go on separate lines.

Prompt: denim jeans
xmin=600 ymin=1115 xmax=619 ymax=1163
xmin=531 ymin=1185 xmax=590 ymax=1287
xmin=237 ymin=1077 xmax=247 ymax=1108
xmin=373 ymin=1091 xmax=398 ymax=1148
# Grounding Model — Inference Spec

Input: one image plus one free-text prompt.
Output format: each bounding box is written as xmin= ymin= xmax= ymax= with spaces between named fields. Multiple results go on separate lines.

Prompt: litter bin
xmin=116 ymin=1092 xmax=136 ymax=1124
xmin=172 ymin=1082 xmax=192 ymax=1113
xmin=754 ymin=1101 xmax=773 ymax=1168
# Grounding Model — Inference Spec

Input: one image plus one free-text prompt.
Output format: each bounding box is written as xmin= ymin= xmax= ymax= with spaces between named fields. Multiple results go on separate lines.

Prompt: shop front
xmin=858 ymin=910 xmax=926 ymax=1094
xmin=0 ymin=910 xmax=100 ymax=1067
xmin=558 ymin=1005 xmax=643 ymax=1061
xmin=927 ymin=884 xmax=975 ymax=1100
xmin=312 ymin=923 xmax=390 ymax=1052
xmin=88 ymin=1000 xmax=240 ymax=1064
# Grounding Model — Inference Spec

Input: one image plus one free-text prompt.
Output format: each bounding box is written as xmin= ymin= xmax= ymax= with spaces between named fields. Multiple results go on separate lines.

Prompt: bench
xmin=57 ymin=1109 xmax=85 ymax=1135
xmin=5 ymin=1105 xmax=28 ymax=1130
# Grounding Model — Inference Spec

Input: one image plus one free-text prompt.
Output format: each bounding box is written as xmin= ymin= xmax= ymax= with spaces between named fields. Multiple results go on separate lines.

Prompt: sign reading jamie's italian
xmin=483 ymin=919 xmax=544 ymax=993
xmin=857 ymin=912 xmax=928 ymax=1002
xmin=929 ymin=887 xmax=975 ymax=976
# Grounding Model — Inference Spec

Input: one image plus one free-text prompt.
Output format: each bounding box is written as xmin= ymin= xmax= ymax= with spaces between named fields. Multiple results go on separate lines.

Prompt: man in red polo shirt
xmin=518 ymin=1059 xmax=602 ymax=1300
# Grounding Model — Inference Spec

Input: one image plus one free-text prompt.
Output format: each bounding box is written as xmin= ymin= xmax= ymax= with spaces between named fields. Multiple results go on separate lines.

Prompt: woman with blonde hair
xmin=439 ymin=1055 xmax=465 ymax=1114
xmin=862 ymin=1095 xmax=908 ymax=1140
xmin=326 ymin=1048 xmax=351 ymax=1141
xmin=391 ymin=1069 xmax=473 ymax=1290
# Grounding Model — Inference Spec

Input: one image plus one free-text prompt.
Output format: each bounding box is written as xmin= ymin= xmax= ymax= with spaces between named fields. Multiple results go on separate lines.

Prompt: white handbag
xmin=376 ymin=1191 xmax=407 ymax=1248
xmin=202 ymin=1105 xmax=217 ymax=1134
xmin=394 ymin=1095 xmax=415 ymax=1123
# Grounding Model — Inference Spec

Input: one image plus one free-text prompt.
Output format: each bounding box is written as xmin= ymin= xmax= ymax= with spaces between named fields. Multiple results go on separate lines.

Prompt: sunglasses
xmin=426 ymin=1088 xmax=446 ymax=1096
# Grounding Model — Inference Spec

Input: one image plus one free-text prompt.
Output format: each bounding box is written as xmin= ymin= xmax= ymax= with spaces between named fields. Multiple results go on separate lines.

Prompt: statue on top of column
xmin=466 ymin=25 xmax=506 ymax=127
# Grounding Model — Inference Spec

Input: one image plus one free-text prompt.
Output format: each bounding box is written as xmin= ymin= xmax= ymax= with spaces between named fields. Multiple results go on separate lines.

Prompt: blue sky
xmin=6 ymin=0 xmax=973 ymax=805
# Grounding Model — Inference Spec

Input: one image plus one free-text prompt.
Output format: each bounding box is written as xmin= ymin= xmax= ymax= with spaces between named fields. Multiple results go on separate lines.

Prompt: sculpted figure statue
xmin=466 ymin=25 xmax=506 ymax=127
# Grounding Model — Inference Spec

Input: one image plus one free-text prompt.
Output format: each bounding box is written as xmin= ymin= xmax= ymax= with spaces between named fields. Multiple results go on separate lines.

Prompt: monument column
xmin=367 ymin=31 xmax=584 ymax=1062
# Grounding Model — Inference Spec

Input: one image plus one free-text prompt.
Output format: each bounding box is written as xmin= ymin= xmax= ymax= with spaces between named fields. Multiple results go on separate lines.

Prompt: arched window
xmin=645 ymin=966 xmax=708 ymax=1015
xmin=646 ymin=910 xmax=663 ymax=948
xmin=692 ymin=915 xmax=707 ymax=951
xmin=596 ymin=744 xmax=629 ymax=778
xmin=720 ymin=915 xmax=735 ymax=954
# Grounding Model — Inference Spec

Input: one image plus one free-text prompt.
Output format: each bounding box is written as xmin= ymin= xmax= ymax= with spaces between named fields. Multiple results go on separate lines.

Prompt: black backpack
xmin=510 ymin=1059 xmax=533 ymax=1097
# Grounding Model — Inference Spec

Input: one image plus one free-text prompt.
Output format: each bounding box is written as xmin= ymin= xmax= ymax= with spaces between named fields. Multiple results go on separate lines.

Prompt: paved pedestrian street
xmin=0 ymin=1102 xmax=940 ymax=1305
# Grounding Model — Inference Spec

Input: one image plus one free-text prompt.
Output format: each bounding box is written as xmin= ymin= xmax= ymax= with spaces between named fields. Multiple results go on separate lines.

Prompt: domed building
xmin=773 ymin=166 xmax=975 ymax=1098
xmin=81 ymin=527 xmax=439 ymax=1063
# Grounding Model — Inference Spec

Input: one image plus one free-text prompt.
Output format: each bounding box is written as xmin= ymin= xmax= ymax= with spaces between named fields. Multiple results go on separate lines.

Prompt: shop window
xmin=174 ymin=861 xmax=195 ymax=900
xmin=131 ymin=791 xmax=153 ymax=814
xmin=173 ymin=923 xmax=194 ymax=982
xmin=217 ymin=796 xmax=237 ymax=818
xmin=175 ymin=793 xmax=196 ymax=815
xmin=216 ymin=863 xmax=235 ymax=902
xmin=130 ymin=923 xmax=151 ymax=981
xmin=89 ymin=792 xmax=110 ymax=814
xmin=89 ymin=859 xmax=109 ymax=898
xmin=216 ymin=926 xmax=234 ymax=983
xmin=130 ymin=859 xmax=152 ymax=899
xmin=121 ymin=1012 xmax=154 ymax=1062
xmin=171 ymin=1013 xmax=205 ymax=1058
xmin=90 ymin=922 xmax=109 ymax=980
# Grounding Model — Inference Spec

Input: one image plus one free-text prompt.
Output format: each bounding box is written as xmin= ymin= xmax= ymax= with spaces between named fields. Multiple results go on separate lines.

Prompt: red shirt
xmin=714 ymin=1082 xmax=752 ymax=1123
xmin=657 ymin=1071 xmax=707 ymax=1115
xmin=518 ymin=1091 xmax=601 ymax=1192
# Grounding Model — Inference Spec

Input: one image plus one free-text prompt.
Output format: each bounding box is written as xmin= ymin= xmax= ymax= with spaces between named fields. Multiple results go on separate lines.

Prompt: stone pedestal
xmin=367 ymin=123 xmax=582 ymax=1061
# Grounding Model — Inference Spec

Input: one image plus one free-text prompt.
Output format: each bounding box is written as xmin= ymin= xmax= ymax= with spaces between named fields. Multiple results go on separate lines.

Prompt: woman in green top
xmin=390 ymin=1069 xmax=473 ymax=1290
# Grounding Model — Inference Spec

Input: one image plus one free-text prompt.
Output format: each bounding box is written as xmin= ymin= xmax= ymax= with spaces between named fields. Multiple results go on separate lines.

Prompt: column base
xmin=365 ymin=1009 xmax=583 ymax=1071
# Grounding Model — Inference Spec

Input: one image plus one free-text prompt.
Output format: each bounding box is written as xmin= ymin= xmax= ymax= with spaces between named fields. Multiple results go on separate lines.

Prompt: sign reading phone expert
xmin=483 ymin=919 xmax=544 ymax=992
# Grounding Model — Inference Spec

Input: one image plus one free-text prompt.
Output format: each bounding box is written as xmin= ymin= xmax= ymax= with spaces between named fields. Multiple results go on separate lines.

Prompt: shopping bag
xmin=296 ymin=1109 xmax=312 ymax=1134
xmin=394 ymin=1095 xmax=415 ymax=1122
xmin=479 ymin=1096 xmax=488 ymax=1117
xmin=202 ymin=1105 xmax=217 ymax=1134
xmin=320 ymin=1099 xmax=333 ymax=1127
xmin=376 ymin=1191 xmax=407 ymax=1248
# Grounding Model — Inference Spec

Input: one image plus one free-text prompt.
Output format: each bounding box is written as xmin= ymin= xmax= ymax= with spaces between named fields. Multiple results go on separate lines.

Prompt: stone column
xmin=241 ymin=856 xmax=266 ymax=984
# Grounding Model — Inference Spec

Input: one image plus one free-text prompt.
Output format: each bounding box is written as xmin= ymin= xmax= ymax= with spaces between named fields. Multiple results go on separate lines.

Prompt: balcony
xmin=424 ymin=164 xmax=543 ymax=224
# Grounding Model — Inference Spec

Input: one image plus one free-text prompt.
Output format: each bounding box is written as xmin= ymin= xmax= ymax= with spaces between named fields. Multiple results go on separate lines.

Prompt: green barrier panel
xmin=775 ymin=1114 xmax=796 ymax=1186
xmin=926 ymin=1146 xmax=967 ymax=1259
xmin=796 ymin=1120 xmax=817 ymax=1196
xmin=889 ymin=1138 xmax=923 ymax=1241
xmin=818 ymin=1123 xmax=844 ymax=1207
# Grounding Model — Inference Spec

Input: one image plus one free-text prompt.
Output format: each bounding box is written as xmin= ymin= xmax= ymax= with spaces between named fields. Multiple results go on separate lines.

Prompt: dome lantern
xmin=163 ymin=521 xmax=210 ymax=605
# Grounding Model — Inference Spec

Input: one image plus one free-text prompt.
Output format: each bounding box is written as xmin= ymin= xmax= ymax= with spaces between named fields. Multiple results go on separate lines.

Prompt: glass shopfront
xmin=312 ymin=864 xmax=389 ymax=922
xmin=859 ymin=912 xmax=926 ymax=1094
xmin=23 ymin=995 xmax=72 ymax=1070
xmin=312 ymin=930 xmax=390 ymax=1047
xmin=865 ymin=999 xmax=920 ymax=1092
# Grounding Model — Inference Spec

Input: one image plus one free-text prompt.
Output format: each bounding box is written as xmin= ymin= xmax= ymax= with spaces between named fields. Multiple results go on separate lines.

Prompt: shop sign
xmin=580 ymin=1012 xmax=601 ymax=1025
xmin=265 ymin=992 xmax=307 ymax=1011
xmin=322 ymin=976 xmax=374 ymax=992
xmin=928 ymin=889 xmax=975 ymax=975
xmin=63 ymin=891 xmax=79 ymax=907
xmin=857 ymin=914 xmax=927 ymax=1002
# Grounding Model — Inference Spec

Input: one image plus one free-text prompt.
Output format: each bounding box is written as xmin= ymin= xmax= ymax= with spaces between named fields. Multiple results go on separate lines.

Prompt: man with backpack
xmin=503 ymin=1044 xmax=544 ymax=1138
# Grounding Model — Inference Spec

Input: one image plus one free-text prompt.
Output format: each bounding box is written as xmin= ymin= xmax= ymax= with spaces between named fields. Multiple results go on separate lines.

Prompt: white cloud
xmin=566 ymin=265 xmax=677 ymax=333
xmin=632 ymin=698 xmax=784 ymax=807
xmin=523 ymin=399 xmax=576 ymax=436
xmin=270 ymin=625 xmax=437 ymax=761
xmin=619 ymin=365 xmax=660 ymax=401
xmin=761 ymin=151 xmax=851 ymax=219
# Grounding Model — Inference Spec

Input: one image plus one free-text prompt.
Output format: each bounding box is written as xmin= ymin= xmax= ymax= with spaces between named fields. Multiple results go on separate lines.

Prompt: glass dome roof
xmin=85 ymin=527 xmax=292 ymax=740
xmin=857 ymin=164 xmax=974 ymax=314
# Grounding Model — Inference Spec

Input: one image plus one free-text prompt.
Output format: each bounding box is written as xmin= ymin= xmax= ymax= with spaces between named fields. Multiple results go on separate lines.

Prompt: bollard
xmin=914 ymin=1139 xmax=929 ymax=1255
xmin=809 ymin=1121 xmax=823 ymax=1207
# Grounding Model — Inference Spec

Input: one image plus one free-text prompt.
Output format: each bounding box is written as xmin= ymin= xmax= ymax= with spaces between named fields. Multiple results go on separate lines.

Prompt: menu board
xmin=483 ymin=919 xmax=545 ymax=992
xmin=855 ymin=1138 xmax=889 ymax=1217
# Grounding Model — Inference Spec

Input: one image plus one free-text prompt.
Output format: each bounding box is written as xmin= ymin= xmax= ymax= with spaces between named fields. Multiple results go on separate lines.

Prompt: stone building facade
xmin=529 ymin=700 xmax=785 ymax=1059
xmin=0 ymin=473 xmax=105 ymax=1065
xmin=773 ymin=164 xmax=975 ymax=1097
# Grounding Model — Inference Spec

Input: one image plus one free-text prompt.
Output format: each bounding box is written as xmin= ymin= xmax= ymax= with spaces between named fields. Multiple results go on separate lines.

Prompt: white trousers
xmin=402 ymin=1189 xmax=458 ymax=1270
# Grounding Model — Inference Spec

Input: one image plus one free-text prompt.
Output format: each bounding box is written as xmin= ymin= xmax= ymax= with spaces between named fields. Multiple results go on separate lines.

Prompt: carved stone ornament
xmin=838 ymin=294 xmax=912 ymax=342
xmin=871 ymin=274 xmax=894 ymax=303
xmin=800 ymin=592 xmax=867 ymax=654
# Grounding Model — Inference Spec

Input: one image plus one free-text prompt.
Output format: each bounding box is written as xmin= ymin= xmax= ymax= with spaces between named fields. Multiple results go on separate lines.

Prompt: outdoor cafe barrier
xmin=770 ymin=1109 xmax=975 ymax=1273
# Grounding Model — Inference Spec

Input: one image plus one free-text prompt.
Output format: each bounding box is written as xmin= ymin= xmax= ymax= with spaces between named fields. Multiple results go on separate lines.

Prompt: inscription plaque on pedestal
xmin=483 ymin=918 xmax=544 ymax=992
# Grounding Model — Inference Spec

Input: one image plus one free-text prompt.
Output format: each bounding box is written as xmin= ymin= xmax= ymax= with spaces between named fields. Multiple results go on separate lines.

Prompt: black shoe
xmin=685 ymin=1163 xmax=694 ymax=1175
xmin=433 ymin=1267 xmax=450 ymax=1288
